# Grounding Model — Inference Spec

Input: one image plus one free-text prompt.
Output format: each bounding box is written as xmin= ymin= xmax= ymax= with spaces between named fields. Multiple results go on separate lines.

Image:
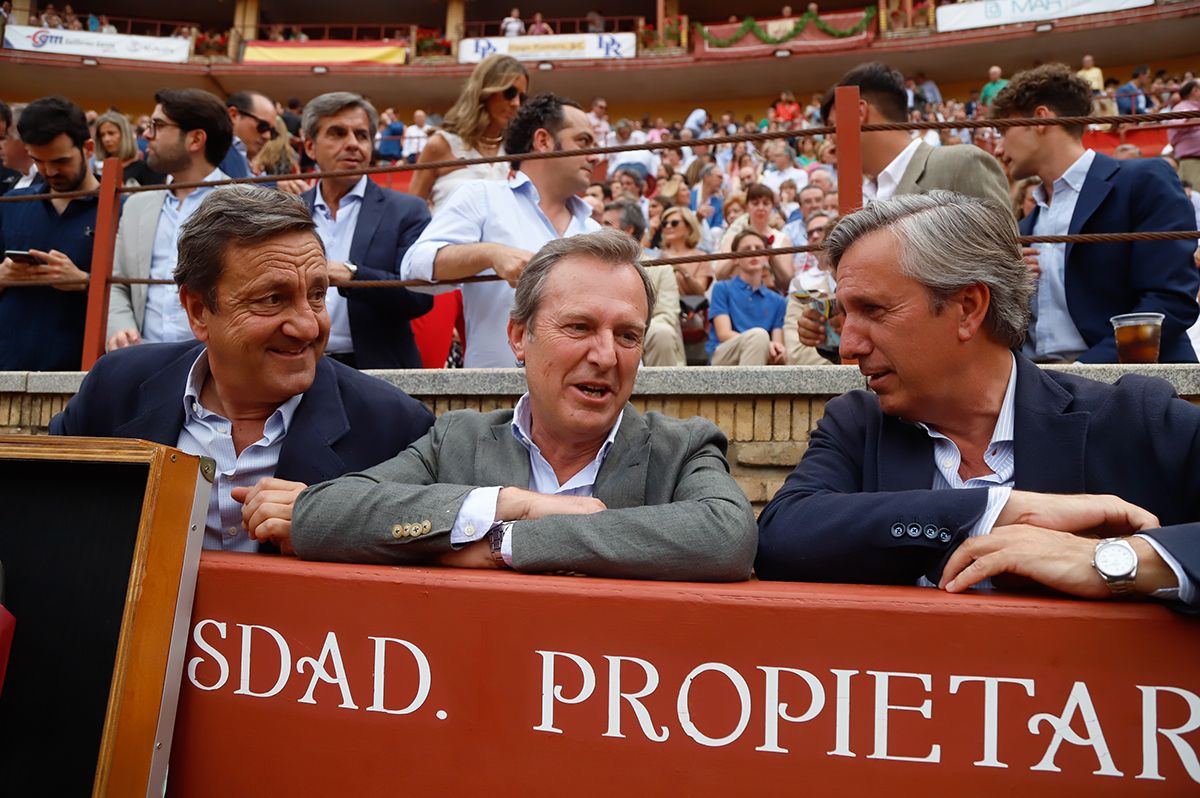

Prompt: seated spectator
xmin=643 ymin=194 xmax=671 ymax=251
xmin=708 ymin=229 xmax=788 ymax=366
xmin=0 ymin=96 xmax=98 ymax=371
xmin=613 ymin=165 xmax=650 ymax=222
xmin=760 ymin=142 xmax=809 ymax=195
xmin=659 ymin=205 xmax=711 ymax=296
xmin=1116 ymin=65 xmax=1150 ymax=115
xmin=599 ymin=200 xmax=684 ymax=367
xmin=291 ymin=230 xmax=757 ymax=581
xmin=689 ymin=163 xmax=724 ymax=227
xmin=402 ymin=109 xmax=430 ymax=164
xmin=717 ymin=183 xmax=794 ymax=291
xmin=783 ymin=211 xmax=837 ymax=366
xmin=1113 ymin=143 xmax=1142 ymax=160
xmin=93 ymin=110 xmax=165 ymax=187
xmin=757 ymin=192 xmax=1198 ymax=612
xmin=53 ymin=186 xmax=434 ymax=553
xmin=500 ymin=7 xmax=525 ymax=36
xmin=608 ymin=119 xmax=656 ymax=180
xmin=528 ymin=11 xmax=553 ymax=34
xmin=778 ymin=178 xmax=800 ymax=220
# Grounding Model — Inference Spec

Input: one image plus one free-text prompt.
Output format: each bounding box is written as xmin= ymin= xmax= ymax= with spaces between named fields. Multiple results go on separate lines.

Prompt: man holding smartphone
xmin=0 ymin=96 xmax=99 ymax=371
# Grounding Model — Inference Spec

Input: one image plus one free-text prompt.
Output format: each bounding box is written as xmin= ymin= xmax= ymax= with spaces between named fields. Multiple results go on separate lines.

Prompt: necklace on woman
xmin=480 ymin=133 xmax=503 ymax=145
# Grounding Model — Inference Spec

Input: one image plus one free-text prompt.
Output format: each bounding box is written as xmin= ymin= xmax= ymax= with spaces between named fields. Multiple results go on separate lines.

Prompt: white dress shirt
xmin=760 ymin=165 xmax=809 ymax=195
xmin=401 ymin=171 xmax=600 ymax=367
xmin=448 ymin=393 xmax=624 ymax=564
xmin=311 ymin=175 xmax=368 ymax=354
xmin=176 ymin=350 xmax=302 ymax=551
xmin=14 ymin=163 xmax=39 ymax=191
xmin=1023 ymin=149 xmax=1096 ymax=361
xmin=143 ymin=167 xmax=226 ymax=343
xmin=863 ymin=138 xmax=922 ymax=203
xmin=914 ymin=353 xmax=1193 ymax=602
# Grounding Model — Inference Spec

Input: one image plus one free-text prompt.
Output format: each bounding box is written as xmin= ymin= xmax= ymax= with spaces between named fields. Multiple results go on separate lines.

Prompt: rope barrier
xmin=5 ymin=231 xmax=1198 ymax=290
xmin=3 ymin=109 xmax=1199 ymax=205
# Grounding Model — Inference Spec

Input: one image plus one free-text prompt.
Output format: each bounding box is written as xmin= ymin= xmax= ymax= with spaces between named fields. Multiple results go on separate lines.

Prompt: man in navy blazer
xmin=757 ymin=192 xmax=1198 ymax=610
xmin=300 ymin=92 xmax=433 ymax=369
xmin=992 ymin=64 xmax=1198 ymax=363
xmin=51 ymin=186 xmax=433 ymax=553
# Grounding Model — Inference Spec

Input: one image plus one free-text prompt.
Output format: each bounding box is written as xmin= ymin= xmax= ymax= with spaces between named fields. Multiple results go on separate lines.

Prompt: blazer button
xmin=391 ymin=524 xmax=405 ymax=540
xmin=907 ymin=524 xmax=921 ymax=538
xmin=422 ymin=520 xmax=432 ymax=534
xmin=938 ymin=528 xmax=952 ymax=543
xmin=923 ymin=525 xmax=938 ymax=539
xmin=891 ymin=524 xmax=905 ymax=538
xmin=409 ymin=525 xmax=422 ymax=537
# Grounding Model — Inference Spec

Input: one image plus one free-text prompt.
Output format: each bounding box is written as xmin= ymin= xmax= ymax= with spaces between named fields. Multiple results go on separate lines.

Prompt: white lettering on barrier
xmin=367 ymin=637 xmax=431 ymax=715
xmin=677 ymin=663 xmax=752 ymax=747
xmin=1029 ymin=681 xmax=1122 ymax=776
xmin=756 ymin=667 xmax=826 ymax=754
xmin=949 ymin=675 xmax=1037 ymax=768
xmin=534 ymin=650 xmax=596 ymax=734
xmin=1137 ymin=685 xmax=1200 ymax=783
xmin=828 ymin=669 xmax=859 ymax=758
xmin=187 ymin=619 xmax=229 ymax=691
xmin=296 ymin=631 xmax=358 ymax=709
xmin=233 ymin=624 xmax=291 ymax=699
xmin=603 ymin=655 xmax=670 ymax=742
xmin=867 ymin=671 xmax=941 ymax=763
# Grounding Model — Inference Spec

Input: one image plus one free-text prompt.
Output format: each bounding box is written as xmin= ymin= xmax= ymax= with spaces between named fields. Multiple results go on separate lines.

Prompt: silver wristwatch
xmin=487 ymin=521 xmax=513 ymax=568
xmin=1093 ymin=537 xmax=1138 ymax=596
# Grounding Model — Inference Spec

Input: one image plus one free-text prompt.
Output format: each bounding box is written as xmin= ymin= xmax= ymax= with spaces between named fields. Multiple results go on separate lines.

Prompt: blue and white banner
xmin=936 ymin=0 xmax=1153 ymax=32
xmin=2 ymin=25 xmax=191 ymax=63
xmin=458 ymin=32 xmax=637 ymax=63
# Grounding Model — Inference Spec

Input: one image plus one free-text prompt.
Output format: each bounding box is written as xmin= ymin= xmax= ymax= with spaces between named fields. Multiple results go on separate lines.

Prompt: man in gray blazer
xmin=291 ymin=229 xmax=757 ymax=582
xmin=107 ymin=88 xmax=233 ymax=351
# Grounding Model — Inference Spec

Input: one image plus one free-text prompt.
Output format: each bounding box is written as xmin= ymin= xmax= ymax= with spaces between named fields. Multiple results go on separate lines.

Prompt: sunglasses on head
xmin=240 ymin=110 xmax=279 ymax=139
xmin=501 ymin=85 xmax=528 ymax=103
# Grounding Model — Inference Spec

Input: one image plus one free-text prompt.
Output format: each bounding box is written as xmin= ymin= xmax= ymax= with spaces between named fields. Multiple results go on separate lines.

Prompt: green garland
xmin=694 ymin=9 xmax=877 ymax=47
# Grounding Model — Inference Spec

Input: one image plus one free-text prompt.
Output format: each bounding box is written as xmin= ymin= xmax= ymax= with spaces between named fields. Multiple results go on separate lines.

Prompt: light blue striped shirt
xmin=311 ymin=175 xmax=368 ymax=354
xmin=176 ymin=350 xmax=302 ymax=551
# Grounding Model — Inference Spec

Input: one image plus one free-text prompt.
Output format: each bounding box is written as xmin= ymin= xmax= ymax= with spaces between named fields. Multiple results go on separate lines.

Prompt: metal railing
xmin=462 ymin=15 xmax=643 ymax=38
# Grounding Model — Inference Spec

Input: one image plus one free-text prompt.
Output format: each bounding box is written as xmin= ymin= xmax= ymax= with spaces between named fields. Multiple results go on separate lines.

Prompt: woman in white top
xmin=410 ymin=54 xmax=530 ymax=210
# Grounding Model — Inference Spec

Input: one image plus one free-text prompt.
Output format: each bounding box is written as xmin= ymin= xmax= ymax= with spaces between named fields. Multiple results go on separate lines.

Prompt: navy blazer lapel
xmin=349 ymin=182 xmax=384 ymax=266
xmin=877 ymin=414 xmax=937 ymax=492
xmin=1012 ymin=356 xmax=1089 ymax=493
xmin=115 ymin=345 xmax=200 ymax=444
xmin=594 ymin=405 xmax=650 ymax=509
xmin=277 ymin=360 xmax=350 ymax=483
xmin=475 ymin=418 xmax=532 ymax=489
xmin=1065 ymin=154 xmax=1117 ymax=264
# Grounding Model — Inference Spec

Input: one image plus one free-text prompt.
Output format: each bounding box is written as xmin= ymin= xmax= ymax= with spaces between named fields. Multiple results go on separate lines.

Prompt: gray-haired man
xmin=299 ymin=91 xmax=433 ymax=369
xmin=292 ymin=229 xmax=757 ymax=581
xmin=757 ymin=191 xmax=1199 ymax=610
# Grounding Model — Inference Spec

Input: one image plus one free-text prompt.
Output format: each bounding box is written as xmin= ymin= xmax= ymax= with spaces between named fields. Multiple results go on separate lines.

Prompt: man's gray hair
xmin=176 ymin=185 xmax=321 ymax=311
xmin=510 ymin=229 xmax=657 ymax=327
xmin=301 ymin=92 xmax=379 ymax=143
xmin=604 ymin=199 xmax=645 ymax=241
xmin=825 ymin=191 xmax=1033 ymax=348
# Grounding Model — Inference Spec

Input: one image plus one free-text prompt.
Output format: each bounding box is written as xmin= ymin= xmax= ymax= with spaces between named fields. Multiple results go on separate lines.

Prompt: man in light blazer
xmin=107 ymin=88 xmax=233 ymax=351
xmin=291 ymin=230 xmax=757 ymax=581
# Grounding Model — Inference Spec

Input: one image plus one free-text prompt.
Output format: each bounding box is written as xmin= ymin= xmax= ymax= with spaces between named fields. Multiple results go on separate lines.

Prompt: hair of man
xmin=824 ymin=191 xmax=1034 ymax=348
xmin=820 ymin=62 xmax=908 ymax=125
xmin=510 ymin=228 xmax=656 ymax=327
xmin=504 ymin=92 xmax=583 ymax=165
xmin=175 ymin=185 xmax=323 ymax=311
xmin=990 ymin=63 xmax=1092 ymax=137
xmin=605 ymin=199 xmax=645 ymax=241
xmin=301 ymin=91 xmax=378 ymax=144
xmin=154 ymin=88 xmax=235 ymax=166
xmin=17 ymin=95 xmax=90 ymax=148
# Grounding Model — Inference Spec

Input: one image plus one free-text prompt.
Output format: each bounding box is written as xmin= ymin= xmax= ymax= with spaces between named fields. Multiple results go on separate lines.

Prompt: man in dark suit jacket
xmin=994 ymin=64 xmax=1199 ymax=363
xmin=51 ymin=186 xmax=433 ymax=553
xmin=757 ymin=192 xmax=1197 ymax=610
xmin=300 ymin=92 xmax=433 ymax=369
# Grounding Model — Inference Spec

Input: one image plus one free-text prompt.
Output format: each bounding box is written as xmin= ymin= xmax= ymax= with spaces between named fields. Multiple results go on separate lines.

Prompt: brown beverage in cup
xmin=1110 ymin=312 xmax=1164 ymax=364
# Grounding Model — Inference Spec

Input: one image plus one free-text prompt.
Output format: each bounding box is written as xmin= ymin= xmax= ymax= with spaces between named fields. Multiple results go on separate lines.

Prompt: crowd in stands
xmin=1 ymin=52 xmax=1198 ymax=374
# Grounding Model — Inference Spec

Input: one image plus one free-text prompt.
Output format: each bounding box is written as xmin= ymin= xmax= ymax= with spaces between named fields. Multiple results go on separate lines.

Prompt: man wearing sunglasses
xmin=219 ymin=91 xmax=307 ymax=195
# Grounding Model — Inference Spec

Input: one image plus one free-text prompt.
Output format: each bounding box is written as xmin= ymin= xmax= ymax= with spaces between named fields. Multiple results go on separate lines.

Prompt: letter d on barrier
xmin=534 ymin=650 xmax=596 ymax=734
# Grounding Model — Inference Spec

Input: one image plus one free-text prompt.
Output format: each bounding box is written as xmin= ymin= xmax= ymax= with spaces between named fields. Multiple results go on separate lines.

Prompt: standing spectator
xmin=0 ymin=2 xmax=11 ymax=23
xmin=410 ymin=55 xmax=528 ymax=209
xmin=376 ymin=110 xmax=406 ymax=163
xmin=683 ymin=107 xmax=708 ymax=138
xmin=1077 ymin=54 xmax=1104 ymax=94
xmin=500 ymin=8 xmax=525 ymax=36
xmin=0 ymin=96 xmax=99 ymax=370
xmin=587 ymin=97 xmax=613 ymax=148
xmin=964 ymin=88 xmax=981 ymax=118
xmin=916 ymin=72 xmax=943 ymax=106
xmin=0 ymin=103 xmax=40 ymax=193
xmin=93 ymin=111 xmax=164 ymax=186
xmin=219 ymin=90 xmax=277 ymax=178
xmin=607 ymin=119 xmax=656 ymax=180
xmin=1169 ymin=80 xmax=1200 ymax=189
xmin=980 ymin=65 xmax=1008 ymax=107
xmin=773 ymin=92 xmax=801 ymax=125
xmin=585 ymin=9 xmax=605 ymax=32
xmin=1116 ymin=65 xmax=1151 ymax=115
xmin=403 ymin=109 xmax=431 ymax=164
xmin=708 ymin=229 xmax=788 ymax=366
xmin=281 ymin=97 xmax=303 ymax=139
xmin=528 ymin=12 xmax=553 ymax=34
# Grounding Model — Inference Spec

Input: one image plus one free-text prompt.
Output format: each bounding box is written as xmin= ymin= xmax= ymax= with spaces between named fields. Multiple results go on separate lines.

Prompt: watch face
xmin=1096 ymin=542 xmax=1136 ymax=577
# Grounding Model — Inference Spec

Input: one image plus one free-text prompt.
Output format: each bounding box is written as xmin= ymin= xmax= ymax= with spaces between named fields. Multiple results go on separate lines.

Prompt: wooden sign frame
xmin=0 ymin=435 xmax=210 ymax=797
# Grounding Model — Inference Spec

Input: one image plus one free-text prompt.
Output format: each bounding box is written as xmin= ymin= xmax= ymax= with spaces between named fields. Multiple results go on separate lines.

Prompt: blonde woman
xmin=660 ymin=205 xmax=711 ymax=296
xmin=93 ymin=111 xmax=163 ymax=186
xmin=410 ymin=54 xmax=529 ymax=209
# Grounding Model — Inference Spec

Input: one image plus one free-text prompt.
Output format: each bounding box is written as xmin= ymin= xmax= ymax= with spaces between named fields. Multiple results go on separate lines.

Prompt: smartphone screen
xmin=5 ymin=250 xmax=46 ymax=266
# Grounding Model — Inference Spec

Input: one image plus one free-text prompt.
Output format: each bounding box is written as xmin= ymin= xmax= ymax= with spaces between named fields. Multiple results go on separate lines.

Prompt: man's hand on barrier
xmin=233 ymin=477 xmax=308 ymax=555
xmin=496 ymin=487 xmax=607 ymax=521
xmin=490 ymin=245 xmax=535 ymax=287
xmin=1021 ymin=246 xmax=1041 ymax=280
xmin=106 ymin=328 xmax=142 ymax=351
xmin=996 ymin=490 xmax=1160 ymax=537
xmin=438 ymin=539 xmax=501 ymax=569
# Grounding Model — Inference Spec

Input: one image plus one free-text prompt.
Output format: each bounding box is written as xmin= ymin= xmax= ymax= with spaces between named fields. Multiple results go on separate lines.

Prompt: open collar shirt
xmin=863 ymin=138 xmax=921 ymax=203
xmin=311 ymin=175 xmax=368 ymax=354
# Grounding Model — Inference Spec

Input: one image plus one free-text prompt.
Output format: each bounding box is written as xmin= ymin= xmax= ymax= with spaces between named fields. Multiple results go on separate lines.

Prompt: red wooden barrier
xmin=835 ymin=85 xmax=864 ymax=216
xmin=82 ymin=158 xmax=122 ymax=370
xmin=168 ymin=553 xmax=1200 ymax=796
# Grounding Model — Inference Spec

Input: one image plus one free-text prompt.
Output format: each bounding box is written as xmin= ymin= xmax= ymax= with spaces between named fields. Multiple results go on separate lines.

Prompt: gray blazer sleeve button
xmin=391 ymin=523 xmax=405 ymax=540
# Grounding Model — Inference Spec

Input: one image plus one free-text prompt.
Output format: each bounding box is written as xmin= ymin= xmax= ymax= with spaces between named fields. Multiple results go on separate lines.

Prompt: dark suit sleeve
xmin=341 ymin=195 xmax=433 ymax=319
xmin=1078 ymin=160 xmax=1199 ymax=363
xmin=755 ymin=392 xmax=991 ymax=585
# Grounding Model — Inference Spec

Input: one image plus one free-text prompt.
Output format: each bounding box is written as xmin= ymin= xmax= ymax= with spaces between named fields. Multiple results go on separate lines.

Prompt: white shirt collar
xmin=509 ymin=171 xmax=595 ymax=225
xmin=867 ymin=138 xmax=923 ymax=202
xmin=509 ymin=391 xmax=624 ymax=469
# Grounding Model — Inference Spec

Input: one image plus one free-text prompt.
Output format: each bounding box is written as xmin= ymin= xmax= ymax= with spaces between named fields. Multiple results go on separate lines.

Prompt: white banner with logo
xmin=936 ymin=0 xmax=1153 ymax=32
xmin=458 ymin=32 xmax=637 ymax=63
xmin=2 ymin=25 xmax=191 ymax=63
